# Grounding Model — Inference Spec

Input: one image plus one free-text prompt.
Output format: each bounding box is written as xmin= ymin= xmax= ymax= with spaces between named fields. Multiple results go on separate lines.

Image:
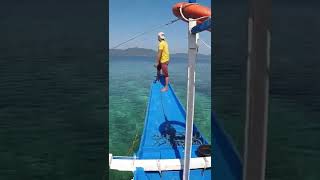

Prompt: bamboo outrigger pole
xmin=243 ymin=0 xmax=271 ymax=179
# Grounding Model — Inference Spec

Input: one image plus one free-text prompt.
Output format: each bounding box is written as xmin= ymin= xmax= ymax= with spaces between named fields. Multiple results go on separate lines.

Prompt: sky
xmin=109 ymin=0 xmax=211 ymax=55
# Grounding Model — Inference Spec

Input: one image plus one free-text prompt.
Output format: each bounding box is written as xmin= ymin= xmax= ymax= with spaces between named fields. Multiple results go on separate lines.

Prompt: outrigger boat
xmin=109 ymin=76 xmax=242 ymax=179
xmin=110 ymin=76 xmax=211 ymax=179
xmin=109 ymin=1 xmax=243 ymax=179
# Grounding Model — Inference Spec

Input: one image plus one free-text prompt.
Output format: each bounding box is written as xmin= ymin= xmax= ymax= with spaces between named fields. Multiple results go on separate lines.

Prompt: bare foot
xmin=161 ymin=87 xmax=168 ymax=92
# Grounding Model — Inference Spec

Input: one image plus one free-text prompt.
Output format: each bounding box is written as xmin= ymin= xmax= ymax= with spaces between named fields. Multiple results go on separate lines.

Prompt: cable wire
xmin=199 ymin=38 xmax=211 ymax=49
xmin=111 ymin=19 xmax=180 ymax=49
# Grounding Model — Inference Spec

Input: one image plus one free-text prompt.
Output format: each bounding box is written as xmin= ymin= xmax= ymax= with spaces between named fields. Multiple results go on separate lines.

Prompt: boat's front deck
xmin=136 ymin=78 xmax=211 ymax=179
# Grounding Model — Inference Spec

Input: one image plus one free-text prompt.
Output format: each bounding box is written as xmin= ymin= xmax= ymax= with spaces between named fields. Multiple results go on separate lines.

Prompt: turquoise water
xmin=109 ymin=56 xmax=211 ymax=179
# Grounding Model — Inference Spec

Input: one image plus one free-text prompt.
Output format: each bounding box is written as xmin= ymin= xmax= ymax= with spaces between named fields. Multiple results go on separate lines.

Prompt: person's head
xmin=158 ymin=32 xmax=165 ymax=41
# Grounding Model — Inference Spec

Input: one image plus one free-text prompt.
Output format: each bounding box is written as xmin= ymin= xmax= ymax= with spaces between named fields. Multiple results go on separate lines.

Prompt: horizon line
xmin=109 ymin=47 xmax=211 ymax=55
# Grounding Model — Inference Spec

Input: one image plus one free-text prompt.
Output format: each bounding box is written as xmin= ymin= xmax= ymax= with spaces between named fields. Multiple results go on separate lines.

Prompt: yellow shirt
xmin=158 ymin=40 xmax=170 ymax=63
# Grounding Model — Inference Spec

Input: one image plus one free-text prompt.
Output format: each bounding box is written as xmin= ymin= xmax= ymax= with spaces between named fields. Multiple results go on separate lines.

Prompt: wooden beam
xmin=243 ymin=0 xmax=271 ymax=179
xmin=109 ymin=154 xmax=211 ymax=172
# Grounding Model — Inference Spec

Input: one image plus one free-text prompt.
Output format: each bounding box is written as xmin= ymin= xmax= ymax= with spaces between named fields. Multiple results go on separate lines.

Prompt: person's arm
xmin=155 ymin=42 xmax=163 ymax=67
xmin=156 ymin=49 xmax=162 ymax=65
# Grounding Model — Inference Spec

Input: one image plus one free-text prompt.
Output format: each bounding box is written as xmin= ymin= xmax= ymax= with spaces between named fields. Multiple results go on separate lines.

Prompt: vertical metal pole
xmin=243 ymin=0 xmax=271 ymax=179
xmin=183 ymin=19 xmax=199 ymax=180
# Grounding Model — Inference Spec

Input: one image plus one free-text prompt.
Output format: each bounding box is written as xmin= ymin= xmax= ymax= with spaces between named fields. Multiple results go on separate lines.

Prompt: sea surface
xmin=0 ymin=1 xmax=108 ymax=180
xmin=0 ymin=50 xmax=108 ymax=180
xmin=109 ymin=56 xmax=211 ymax=179
xmin=0 ymin=1 xmax=319 ymax=180
xmin=214 ymin=2 xmax=320 ymax=180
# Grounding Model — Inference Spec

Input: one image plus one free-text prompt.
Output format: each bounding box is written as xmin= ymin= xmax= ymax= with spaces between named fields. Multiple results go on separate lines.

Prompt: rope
xmin=127 ymin=93 xmax=150 ymax=155
xmin=111 ymin=3 xmax=210 ymax=49
xmin=160 ymin=83 xmax=166 ymax=119
xmin=199 ymin=38 xmax=211 ymax=49
xmin=157 ymin=159 xmax=162 ymax=179
xmin=111 ymin=19 xmax=180 ymax=49
xmin=153 ymin=81 xmax=204 ymax=147
xmin=127 ymin=128 xmax=140 ymax=155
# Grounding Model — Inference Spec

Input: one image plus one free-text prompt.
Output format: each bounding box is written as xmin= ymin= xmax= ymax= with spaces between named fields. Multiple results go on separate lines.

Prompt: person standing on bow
xmin=155 ymin=32 xmax=170 ymax=92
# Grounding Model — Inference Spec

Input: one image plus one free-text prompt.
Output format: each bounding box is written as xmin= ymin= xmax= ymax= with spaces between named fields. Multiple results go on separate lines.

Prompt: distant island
xmin=109 ymin=48 xmax=211 ymax=60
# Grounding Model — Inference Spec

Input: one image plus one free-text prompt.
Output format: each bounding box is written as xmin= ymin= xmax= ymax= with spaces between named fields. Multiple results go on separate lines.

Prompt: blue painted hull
xmin=134 ymin=78 xmax=211 ymax=179
xmin=212 ymin=113 xmax=243 ymax=180
xmin=133 ymin=77 xmax=243 ymax=180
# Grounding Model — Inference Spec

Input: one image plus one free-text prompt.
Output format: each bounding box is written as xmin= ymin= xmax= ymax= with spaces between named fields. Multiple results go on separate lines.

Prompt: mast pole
xmin=183 ymin=18 xmax=198 ymax=180
xmin=243 ymin=0 xmax=271 ymax=179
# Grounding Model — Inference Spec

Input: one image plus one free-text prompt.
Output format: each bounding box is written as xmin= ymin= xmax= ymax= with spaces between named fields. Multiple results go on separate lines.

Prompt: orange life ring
xmin=172 ymin=2 xmax=211 ymax=24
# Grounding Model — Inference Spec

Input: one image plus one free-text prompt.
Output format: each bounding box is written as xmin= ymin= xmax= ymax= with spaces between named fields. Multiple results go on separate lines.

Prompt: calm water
xmin=214 ymin=2 xmax=320 ymax=180
xmin=0 ymin=1 xmax=107 ymax=180
xmin=0 ymin=53 xmax=107 ymax=180
xmin=0 ymin=1 xmax=319 ymax=180
xmin=109 ymin=56 xmax=211 ymax=179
